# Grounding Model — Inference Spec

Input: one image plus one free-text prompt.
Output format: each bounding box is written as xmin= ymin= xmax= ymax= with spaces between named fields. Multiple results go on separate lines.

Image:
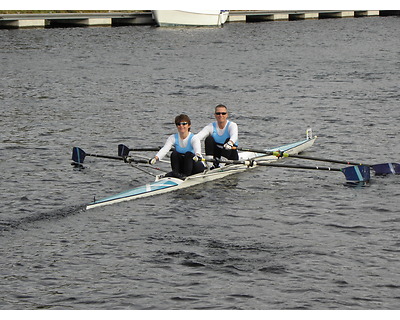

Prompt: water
xmin=1 ymin=17 xmax=400 ymax=309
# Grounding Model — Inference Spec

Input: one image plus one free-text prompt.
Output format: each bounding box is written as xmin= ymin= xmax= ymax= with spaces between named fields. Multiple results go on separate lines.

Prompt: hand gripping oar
xmin=202 ymin=158 xmax=370 ymax=182
xmin=273 ymin=152 xmax=400 ymax=176
xmin=71 ymin=147 xmax=148 ymax=168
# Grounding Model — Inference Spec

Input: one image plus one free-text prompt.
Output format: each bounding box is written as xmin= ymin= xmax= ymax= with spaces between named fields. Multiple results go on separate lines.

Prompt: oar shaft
xmin=86 ymin=153 xmax=149 ymax=164
xmin=275 ymin=152 xmax=398 ymax=175
xmin=118 ymin=144 xmax=160 ymax=157
xmin=255 ymin=161 xmax=370 ymax=182
xmin=233 ymin=146 xmax=273 ymax=155
xmin=129 ymin=147 xmax=161 ymax=152
xmin=86 ymin=153 xmax=124 ymax=161
xmin=233 ymin=145 xmax=367 ymax=166
xmin=74 ymin=149 xmax=149 ymax=164
xmin=255 ymin=161 xmax=342 ymax=172
xmin=202 ymin=158 xmax=369 ymax=181
xmin=202 ymin=158 xmax=342 ymax=172
xmin=281 ymin=153 xmax=364 ymax=166
xmin=238 ymin=148 xmax=398 ymax=176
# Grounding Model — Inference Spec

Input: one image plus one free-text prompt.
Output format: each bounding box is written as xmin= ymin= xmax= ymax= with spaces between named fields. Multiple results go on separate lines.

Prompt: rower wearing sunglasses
xmin=149 ymin=114 xmax=206 ymax=180
xmin=196 ymin=104 xmax=239 ymax=169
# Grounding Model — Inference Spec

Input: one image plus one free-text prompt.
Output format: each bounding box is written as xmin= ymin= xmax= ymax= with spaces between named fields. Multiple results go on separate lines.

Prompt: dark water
xmin=1 ymin=17 xmax=400 ymax=309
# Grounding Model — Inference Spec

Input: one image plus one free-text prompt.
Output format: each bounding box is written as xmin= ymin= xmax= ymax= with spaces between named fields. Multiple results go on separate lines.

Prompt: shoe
xmin=173 ymin=172 xmax=187 ymax=180
xmin=211 ymin=157 xmax=220 ymax=170
xmin=210 ymin=163 xmax=220 ymax=170
xmin=166 ymin=171 xmax=187 ymax=180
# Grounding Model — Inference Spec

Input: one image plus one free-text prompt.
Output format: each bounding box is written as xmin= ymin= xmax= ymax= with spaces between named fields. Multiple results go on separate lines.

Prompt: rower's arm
xmin=228 ymin=122 xmax=239 ymax=145
xmin=195 ymin=124 xmax=213 ymax=141
xmin=191 ymin=135 xmax=203 ymax=157
xmin=155 ymin=135 xmax=175 ymax=160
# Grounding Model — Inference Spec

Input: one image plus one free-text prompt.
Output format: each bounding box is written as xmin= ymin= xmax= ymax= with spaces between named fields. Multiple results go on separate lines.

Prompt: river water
xmin=1 ymin=16 xmax=400 ymax=309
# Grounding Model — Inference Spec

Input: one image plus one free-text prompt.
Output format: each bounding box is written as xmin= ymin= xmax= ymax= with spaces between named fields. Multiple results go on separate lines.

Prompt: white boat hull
xmin=152 ymin=10 xmax=229 ymax=27
xmin=86 ymin=135 xmax=316 ymax=210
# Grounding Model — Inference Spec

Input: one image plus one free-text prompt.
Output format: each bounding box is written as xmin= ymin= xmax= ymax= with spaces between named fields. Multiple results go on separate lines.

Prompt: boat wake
xmin=0 ymin=205 xmax=85 ymax=234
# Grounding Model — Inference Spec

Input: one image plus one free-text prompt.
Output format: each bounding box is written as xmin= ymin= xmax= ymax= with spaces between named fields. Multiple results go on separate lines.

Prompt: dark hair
xmin=215 ymin=104 xmax=227 ymax=112
xmin=175 ymin=114 xmax=191 ymax=130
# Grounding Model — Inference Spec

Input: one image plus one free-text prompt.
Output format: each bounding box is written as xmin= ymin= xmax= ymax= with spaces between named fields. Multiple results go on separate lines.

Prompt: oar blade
xmin=71 ymin=147 xmax=86 ymax=168
xmin=341 ymin=165 xmax=370 ymax=182
xmin=118 ymin=144 xmax=130 ymax=157
xmin=371 ymin=163 xmax=400 ymax=175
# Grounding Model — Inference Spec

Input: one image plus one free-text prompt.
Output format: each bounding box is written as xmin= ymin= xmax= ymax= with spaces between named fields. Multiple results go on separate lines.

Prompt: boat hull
xmin=152 ymin=10 xmax=229 ymax=27
xmin=86 ymin=135 xmax=316 ymax=210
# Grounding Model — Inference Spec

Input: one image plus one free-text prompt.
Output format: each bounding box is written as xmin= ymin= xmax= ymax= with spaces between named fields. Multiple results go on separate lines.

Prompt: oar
xmin=202 ymin=158 xmax=370 ymax=182
xmin=274 ymin=152 xmax=400 ymax=176
xmin=118 ymin=144 xmax=160 ymax=157
xmin=233 ymin=146 xmax=399 ymax=176
xmin=232 ymin=146 xmax=274 ymax=155
xmin=255 ymin=161 xmax=370 ymax=183
xmin=71 ymin=147 xmax=148 ymax=168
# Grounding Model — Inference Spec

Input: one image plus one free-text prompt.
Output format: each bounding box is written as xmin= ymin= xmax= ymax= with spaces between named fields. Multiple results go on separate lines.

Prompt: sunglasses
xmin=176 ymin=122 xmax=189 ymax=126
xmin=215 ymin=112 xmax=227 ymax=115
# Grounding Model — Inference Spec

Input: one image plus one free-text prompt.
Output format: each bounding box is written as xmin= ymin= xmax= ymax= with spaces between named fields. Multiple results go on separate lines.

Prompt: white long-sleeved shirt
xmin=195 ymin=120 xmax=238 ymax=144
xmin=155 ymin=133 xmax=202 ymax=160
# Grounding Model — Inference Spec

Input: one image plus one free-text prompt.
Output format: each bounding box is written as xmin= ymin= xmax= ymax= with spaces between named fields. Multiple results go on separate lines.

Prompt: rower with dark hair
xmin=149 ymin=114 xmax=205 ymax=179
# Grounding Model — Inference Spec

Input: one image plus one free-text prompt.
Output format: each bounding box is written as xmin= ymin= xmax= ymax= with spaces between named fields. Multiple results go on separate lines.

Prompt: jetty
xmin=0 ymin=10 xmax=399 ymax=29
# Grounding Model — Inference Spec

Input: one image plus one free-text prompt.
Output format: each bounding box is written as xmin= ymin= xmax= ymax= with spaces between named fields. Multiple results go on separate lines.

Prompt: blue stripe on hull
xmin=90 ymin=179 xmax=179 ymax=206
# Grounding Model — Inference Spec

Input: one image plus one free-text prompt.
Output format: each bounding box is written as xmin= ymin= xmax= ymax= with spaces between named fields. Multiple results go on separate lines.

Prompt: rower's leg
xmin=221 ymin=138 xmax=239 ymax=160
xmin=170 ymin=150 xmax=183 ymax=173
xmin=182 ymin=152 xmax=194 ymax=176
xmin=205 ymin=136 xmax=215 ymax=156
xmin=223 ymin=148 xmax=239 ymax=160
xmin=192 ymin=159 xmax=206 ymax=175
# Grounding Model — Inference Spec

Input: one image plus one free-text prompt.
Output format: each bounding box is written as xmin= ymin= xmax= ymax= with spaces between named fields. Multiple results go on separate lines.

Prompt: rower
xmin=149 ymin=114 xmax=206 ymax=180
xmin=195 ymin=104 xmax=239 ymax=168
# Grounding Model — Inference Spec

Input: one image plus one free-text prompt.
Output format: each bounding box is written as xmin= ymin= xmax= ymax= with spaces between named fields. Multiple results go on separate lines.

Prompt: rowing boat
xmin=85 ymin=131 xmax=317 ymax=210
xmin=152 ymin=10 xmax=229 ymax=27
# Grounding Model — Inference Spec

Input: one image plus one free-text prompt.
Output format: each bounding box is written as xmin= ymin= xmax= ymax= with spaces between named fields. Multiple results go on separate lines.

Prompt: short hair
xmin=175 ymin=114 xmax=191 ymax=130
xmin=215 ymin=104 xmax=227 ymax=112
